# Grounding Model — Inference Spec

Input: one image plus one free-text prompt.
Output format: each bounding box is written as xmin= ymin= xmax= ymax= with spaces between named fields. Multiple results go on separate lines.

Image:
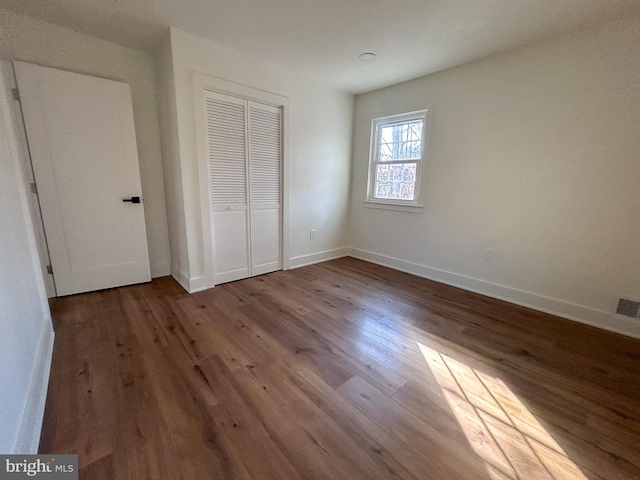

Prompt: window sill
xmin=363 ymin=200 xmax=424 ymax=214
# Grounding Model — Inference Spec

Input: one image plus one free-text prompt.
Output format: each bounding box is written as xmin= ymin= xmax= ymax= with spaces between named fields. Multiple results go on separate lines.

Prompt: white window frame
xmin=365 ymin=109 xmax=430 ymax=213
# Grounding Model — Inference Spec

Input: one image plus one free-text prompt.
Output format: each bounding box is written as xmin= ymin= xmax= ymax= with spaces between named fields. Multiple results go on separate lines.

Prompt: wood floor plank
xmin=337 ymin=375 xmax=493 ymax=479
xmin=196 ymin=355 xmax=302 ymax=480
xmin=294 ymin=367 xmax=432 ymax=480
xmin=227 ymin=278 xmax=408 ymax=395
xmin=226 ymin=360 xmax=386 ymax=480
xmin=39 ymin=258 xmax=640 ymax=479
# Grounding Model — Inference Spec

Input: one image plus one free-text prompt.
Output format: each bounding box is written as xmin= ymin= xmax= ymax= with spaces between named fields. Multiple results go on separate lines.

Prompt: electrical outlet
xmin=310 ymin=229 xmax=316 ymax=240
xmin=485 ymin=249 xmax=495 ymax=262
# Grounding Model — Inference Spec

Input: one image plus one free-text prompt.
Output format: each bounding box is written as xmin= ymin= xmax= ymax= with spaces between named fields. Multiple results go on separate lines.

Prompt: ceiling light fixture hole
xmin=358 ymin=52 xmax=376 ymax=61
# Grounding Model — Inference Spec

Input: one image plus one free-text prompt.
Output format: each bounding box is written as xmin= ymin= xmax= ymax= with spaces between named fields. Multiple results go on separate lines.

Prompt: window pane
xmin=374 ymin=163 xmax=417 ymax=200
xmin=378 ymin=120 xmax=423 ymax=162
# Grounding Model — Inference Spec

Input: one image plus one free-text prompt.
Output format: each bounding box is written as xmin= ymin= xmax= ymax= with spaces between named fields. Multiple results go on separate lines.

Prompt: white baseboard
xmin=171 ymin=266 xmax=212 ymax=294
xmin=171 ymin=266 xmax=191 ymax=294
xmin=13 ymin=325 xmax=55 ymax=454
xmin=288 ymin=248 xmax=349 ymax=270
xmin=348 ymin=248 xmax=640 ymax=340
xmin=150 ymin=262 xmax=171 ymax=278
xmin=188 ymin=275 xmax=214 ymax=293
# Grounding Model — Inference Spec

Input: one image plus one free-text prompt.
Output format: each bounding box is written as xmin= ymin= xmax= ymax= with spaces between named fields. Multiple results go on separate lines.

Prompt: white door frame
xmin=192 ymin=71 xmax=290 ymax=289
xmin=1 ymin=60 xmax=56 ymax=297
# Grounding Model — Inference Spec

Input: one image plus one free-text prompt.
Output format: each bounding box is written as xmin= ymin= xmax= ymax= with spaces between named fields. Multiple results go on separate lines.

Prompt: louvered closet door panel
xmin=248 ymin=101 xmax=282 ymax=276
xmin=205 ymin=91 xmax=249 ymax=284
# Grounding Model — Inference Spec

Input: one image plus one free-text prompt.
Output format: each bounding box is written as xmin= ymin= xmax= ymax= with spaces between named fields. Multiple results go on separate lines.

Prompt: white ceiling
xmin=2 ymin=0 xmax=639 ymax=93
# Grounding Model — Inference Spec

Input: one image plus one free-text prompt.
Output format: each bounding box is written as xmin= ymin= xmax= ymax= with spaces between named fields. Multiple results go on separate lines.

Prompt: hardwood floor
xmin=40 ymin=257 xmax=640 ymax=479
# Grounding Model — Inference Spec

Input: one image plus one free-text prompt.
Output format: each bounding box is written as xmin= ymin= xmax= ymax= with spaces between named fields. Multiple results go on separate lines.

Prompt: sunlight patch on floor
xmin=417 ymin=342 xmax=587 ymax=480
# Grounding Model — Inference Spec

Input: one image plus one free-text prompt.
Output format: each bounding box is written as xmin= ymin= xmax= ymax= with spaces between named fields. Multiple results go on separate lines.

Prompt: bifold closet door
xmin=204 ymin=91 xmax=282 ymax=285
xmin=248 ymin=101 xmax=282 ymax=276
xmin=205 ymin=91 xmax=250 ymax=284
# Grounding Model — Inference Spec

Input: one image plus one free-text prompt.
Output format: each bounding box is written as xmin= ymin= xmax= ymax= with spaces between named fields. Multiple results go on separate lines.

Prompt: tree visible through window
xmin=368 ymin=110 xmax=428 ymax=204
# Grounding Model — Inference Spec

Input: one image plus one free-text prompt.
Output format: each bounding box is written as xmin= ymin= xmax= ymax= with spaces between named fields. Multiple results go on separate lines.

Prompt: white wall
xmin=0 ymin=9 xmax=172 ymax=277
xmin=155 ymin=35 xmax=187 ymax=283
xmin=349 ymin=14 xmax=640 ymax=338
xmin=0 ymin=60 xmax=54 ymax=453
xmin=157 ymin=28 xmax=353 ymax=290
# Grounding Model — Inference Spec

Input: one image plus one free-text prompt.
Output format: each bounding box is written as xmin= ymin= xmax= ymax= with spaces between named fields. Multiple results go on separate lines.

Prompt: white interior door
xmin=14 ymin=61 xmax=151 ymax=296
xmin=248 ymin=101 xmax=282 ymax=276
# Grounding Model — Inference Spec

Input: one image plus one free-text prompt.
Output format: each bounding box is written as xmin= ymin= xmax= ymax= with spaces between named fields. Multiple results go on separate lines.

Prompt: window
xmin=366 ymin=110 xmax=429 ymax=210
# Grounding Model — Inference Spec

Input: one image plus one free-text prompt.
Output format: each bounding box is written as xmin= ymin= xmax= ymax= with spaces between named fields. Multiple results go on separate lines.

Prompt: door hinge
xmin=46 ymin=265 xmax=53 ymax=275
xmin=30 ymin=183 xmax=37 ymax=194
xmin=12 ymin=88 xmax=20 ymax=102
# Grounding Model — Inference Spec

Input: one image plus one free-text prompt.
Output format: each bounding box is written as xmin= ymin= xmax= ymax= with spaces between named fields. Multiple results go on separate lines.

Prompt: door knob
xmin=122 ymin=196 xmax=141 ymax=204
